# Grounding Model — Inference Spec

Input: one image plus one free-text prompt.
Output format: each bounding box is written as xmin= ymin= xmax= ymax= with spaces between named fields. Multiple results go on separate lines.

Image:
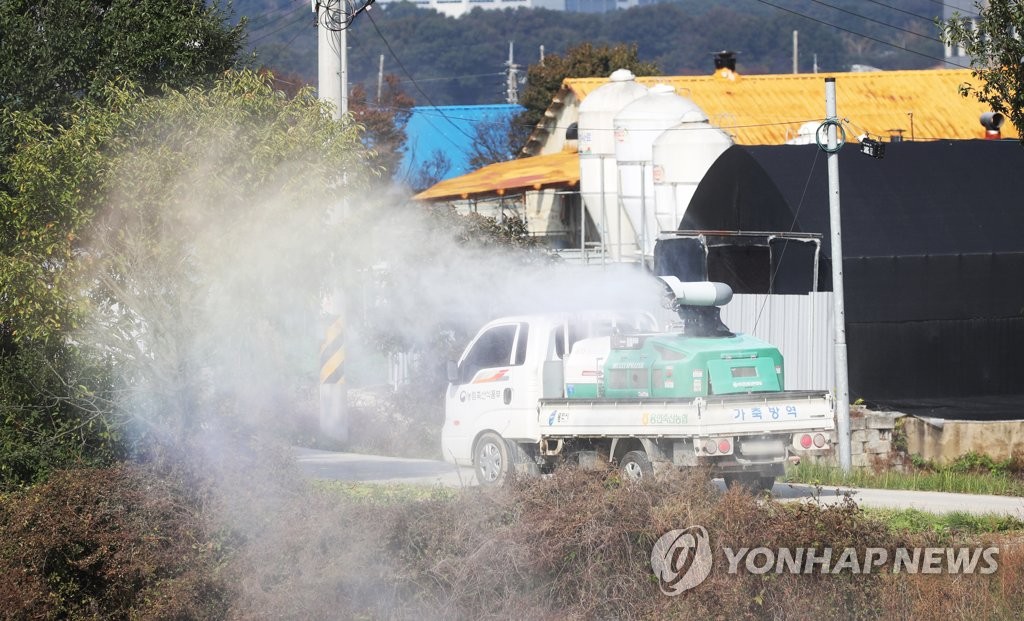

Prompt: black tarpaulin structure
xmin=656 ymin=140 xmax=1024 ymax=419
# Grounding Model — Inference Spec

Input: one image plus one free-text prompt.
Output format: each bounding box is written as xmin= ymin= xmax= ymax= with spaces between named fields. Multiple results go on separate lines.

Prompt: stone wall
xmin=903 ymin=417 xmax=1024 ymax=464
xmin=849 ymin=407 xmax=902 ymax=469
xmin=797 ymin=405 xmax=902 ymax=469
xmin=798 ymin=407 xmax=1024 ymax=469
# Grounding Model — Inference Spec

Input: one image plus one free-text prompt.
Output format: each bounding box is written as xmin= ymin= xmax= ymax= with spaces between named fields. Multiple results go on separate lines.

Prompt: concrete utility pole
xmin=824 ymin=77 xmax=852 ymax=472
xmin=793 ymin=30 xmax=799 ymax=74
xmin=505 ymin=41 xmax=519 ymax=104
xmin=315 ymin=0 xmax=347 ymax=119
xmin=376 ymin=54 xmax=385 ymax=104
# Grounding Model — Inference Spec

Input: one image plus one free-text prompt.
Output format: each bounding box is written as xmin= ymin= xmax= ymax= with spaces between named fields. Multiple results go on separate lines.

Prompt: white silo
xmin=651 ymin=109 xmax=733 ymax=233
xmin=613 ymin=84 xmax=702 ymax=260
xmin=578 ymin=69 xmax=648 ymax=262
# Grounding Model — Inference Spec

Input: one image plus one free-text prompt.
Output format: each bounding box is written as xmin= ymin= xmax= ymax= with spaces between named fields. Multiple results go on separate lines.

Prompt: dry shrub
xmin=5 ymin=449 xmax=1021 ymax=620
xmin=0 ymin=462 xmax=233 ymax=620
xmin=344 ymin=384 xmax=443 ymax=460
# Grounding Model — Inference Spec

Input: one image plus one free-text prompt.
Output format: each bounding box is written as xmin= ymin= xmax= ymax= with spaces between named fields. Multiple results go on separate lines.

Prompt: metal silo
xmin=651 ymin=109 xmax=733 ymax=233
xmin=613 ymin=84 xmax=702 ymax=261
xmin=578 ymin=69 xmax=649 ymax=262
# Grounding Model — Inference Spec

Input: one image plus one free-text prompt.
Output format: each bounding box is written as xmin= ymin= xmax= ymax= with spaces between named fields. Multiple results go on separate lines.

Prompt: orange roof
xmin=413 ymin=150 xmax=579 ymax=201
xmin=562 ymin=69 xmax=1018 ymax=145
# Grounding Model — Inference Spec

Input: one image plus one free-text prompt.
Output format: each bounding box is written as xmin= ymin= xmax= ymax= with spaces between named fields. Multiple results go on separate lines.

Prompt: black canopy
xmin=659 ymin=140 xmax=1024 ymax=419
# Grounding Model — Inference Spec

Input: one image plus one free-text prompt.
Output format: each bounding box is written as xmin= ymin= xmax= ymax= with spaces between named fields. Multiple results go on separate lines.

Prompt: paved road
xmin=294 ymin=448 xmax=1024 ymax=518
xmin=294 ymin=447 xmax=477 ymax=487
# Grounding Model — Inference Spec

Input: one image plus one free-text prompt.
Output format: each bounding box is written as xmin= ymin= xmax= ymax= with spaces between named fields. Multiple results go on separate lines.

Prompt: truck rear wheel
xmin=475 ymin=432 xmax=511 ymax=486
xmin=619 ymin=450 xmax=653 ymax=481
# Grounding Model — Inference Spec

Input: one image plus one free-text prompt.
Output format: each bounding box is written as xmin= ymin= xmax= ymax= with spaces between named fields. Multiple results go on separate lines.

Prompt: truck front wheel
xmin=619 ymin=450 xmax=653 ymax=481
xmin=475 ymin=432 xmax=511 ymax=486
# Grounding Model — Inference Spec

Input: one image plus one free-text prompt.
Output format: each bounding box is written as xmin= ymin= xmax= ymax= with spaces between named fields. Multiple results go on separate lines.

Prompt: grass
xmin=311 ymin=479 xmax=456 ymax=504
xmin=784 ymin=458 xmax=1024 ymax=497
xmin=864 ymin=507 xmax=1024 ymax=537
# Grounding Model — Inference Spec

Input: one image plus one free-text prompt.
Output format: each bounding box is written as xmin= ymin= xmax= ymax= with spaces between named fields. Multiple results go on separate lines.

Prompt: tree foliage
xmin=941 ymin=0 xmax=1024 ymax=144
xmin=0 ymin=0 xmax=244 ymax=153
xmin=0 ymin=70 xmax=374 ymax=485
xmin=514 ymin=42 xmax=660 ymax=143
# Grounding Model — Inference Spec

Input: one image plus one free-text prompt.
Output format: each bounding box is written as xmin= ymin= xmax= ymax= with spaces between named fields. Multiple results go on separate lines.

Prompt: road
xmin=294 ymin=447 xmax=1024 ymax=518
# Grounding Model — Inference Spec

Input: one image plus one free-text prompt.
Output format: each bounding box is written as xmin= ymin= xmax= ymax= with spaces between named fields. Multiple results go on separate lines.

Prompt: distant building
xmin=399 ymin=103 xmax=523 ymax=187
xmin=942 ymin=0 xmax=986 ymax=67
xmin=416 ymin=58 xmax=1018 ymax=253
xmin=393 ymin=0 xmax=644 ymax=19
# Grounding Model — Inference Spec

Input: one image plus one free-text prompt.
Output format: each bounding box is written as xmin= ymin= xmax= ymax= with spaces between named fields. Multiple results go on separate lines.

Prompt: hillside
xmin=238 ymin=0 xmax=950 ymax=105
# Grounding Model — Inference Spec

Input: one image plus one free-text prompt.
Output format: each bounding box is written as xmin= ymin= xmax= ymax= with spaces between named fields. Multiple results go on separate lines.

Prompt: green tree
xmin=512 ymin=42 xmax=660 ymax=154
xmin=0 ymin=70 xmax=374 ymax=485
xmin=0 ymin=0 xmax=244 ymax=156
xmin=941 ymin=0 xmax=1024 ymax=144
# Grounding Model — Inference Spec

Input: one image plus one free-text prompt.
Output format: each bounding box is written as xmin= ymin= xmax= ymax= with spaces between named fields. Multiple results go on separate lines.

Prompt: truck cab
xmin=441 ymin=311 xmax=658 ymax=468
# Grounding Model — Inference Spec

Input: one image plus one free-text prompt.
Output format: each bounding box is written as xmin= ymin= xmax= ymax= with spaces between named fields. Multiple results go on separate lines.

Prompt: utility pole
xmin=376 ymin=54 xmax=385 ymax=105
xmin=505 ymin=41 xmax=519 ymax=104
xmin=792 ymin=30 xmax=799 ymax=74
xmin=314 ymin=0 xmax=347 ymax=119
xmin=824 ymin=77 xmax=852 ymax=472
xmin=313 ymin=1 xmax=349 ymax=442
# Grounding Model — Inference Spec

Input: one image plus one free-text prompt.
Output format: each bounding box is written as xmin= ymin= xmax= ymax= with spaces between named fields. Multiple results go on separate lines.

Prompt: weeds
xmin=864 ymin=507 xmax=1024 ymax=537
xmin=4 ymin=456 xmax=1023 ymax=620
xmin=784 ymin=457 xmax=1024 ymax=496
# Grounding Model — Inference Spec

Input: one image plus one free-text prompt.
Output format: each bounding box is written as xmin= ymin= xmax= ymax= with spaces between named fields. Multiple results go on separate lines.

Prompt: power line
xmin=862 ymin=0 xmax=944 ymax=23
xmin=260 ymin=16 xmax=311 ymax=68
xmin=751 ymin=0 xmax=968 ymax=69
xmin=805 ymin=0 xmax=944 ymax=45
xmin=245 ymin=1 xmax=308 ymax=26
xmin=314 ymin=0 xmax=377 ymax=32
xmin=396 ymin=72 xmax=506 ymax=85
xmin=248 ymin=8 xmax=309 ymax=45
xmin=921 ymin=0 xmax=980 ymax=18
xmin=364 ymin=9 xmax=479 ymax=144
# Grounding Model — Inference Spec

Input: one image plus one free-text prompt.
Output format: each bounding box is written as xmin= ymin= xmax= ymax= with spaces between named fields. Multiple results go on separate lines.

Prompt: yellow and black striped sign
xmin=320 ymin=316 xmax=345 ymax=385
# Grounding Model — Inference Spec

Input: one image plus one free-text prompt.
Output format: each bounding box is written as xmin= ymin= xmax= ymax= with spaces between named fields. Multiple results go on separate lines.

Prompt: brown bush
xmin=0 ymin=462 xmax=233 ymax=620
xmin=4 ymin=450 xmax=1022 ymax=621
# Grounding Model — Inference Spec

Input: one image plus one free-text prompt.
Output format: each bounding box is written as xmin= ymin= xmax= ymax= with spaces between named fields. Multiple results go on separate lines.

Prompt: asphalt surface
xmin=294 ymin=447 xmax=1024 ymax=518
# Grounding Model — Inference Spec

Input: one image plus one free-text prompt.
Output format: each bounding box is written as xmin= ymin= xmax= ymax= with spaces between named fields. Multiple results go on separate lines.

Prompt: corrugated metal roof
xmin=561 ymin=69 xmax=1018 ymax=145
xmin=400 ymin=104 xmax=523 ymax=181
xmin=412 ymin=150 xmax=579 ymax=201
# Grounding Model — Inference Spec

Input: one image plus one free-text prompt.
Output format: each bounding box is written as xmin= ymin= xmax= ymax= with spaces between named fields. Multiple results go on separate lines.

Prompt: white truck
xmin=441 ymin=277 xmax=835 ymax=488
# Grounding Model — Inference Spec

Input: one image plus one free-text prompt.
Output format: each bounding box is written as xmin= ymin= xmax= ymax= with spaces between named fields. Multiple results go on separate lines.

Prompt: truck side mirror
xmin=446 ymin=360 xmax=459 ymax=383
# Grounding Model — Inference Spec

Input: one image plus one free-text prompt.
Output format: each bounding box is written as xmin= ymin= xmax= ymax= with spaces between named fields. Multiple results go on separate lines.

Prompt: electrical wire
xmin=246 ymin=1 xmax=308 ymax=26
xmin=395 ymin=72 xmax=506 ymax=84
xmin=921 ymin=0 xmax=980 ymax=18
xmin=752 ymin=146 xmax=821 ymax=333
xmin=815 ymin=118 xmax=846 ymax=153
xmin=314 ymin=0 xmax=377 ymax=33
xmin=364 ymin=9 xmax=479 ymax=144
xmin=862 ymin=0 xmax=947 ymax=23
xmin=750 ymin=0 xmax=968 ymax=69
xmin=259 ymin=16 xmax=311 ymax=68
xmin=805 ymin=0 xmax=944 ymax=45
xmin=248 ymin=8 xmax=310 ymax=45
